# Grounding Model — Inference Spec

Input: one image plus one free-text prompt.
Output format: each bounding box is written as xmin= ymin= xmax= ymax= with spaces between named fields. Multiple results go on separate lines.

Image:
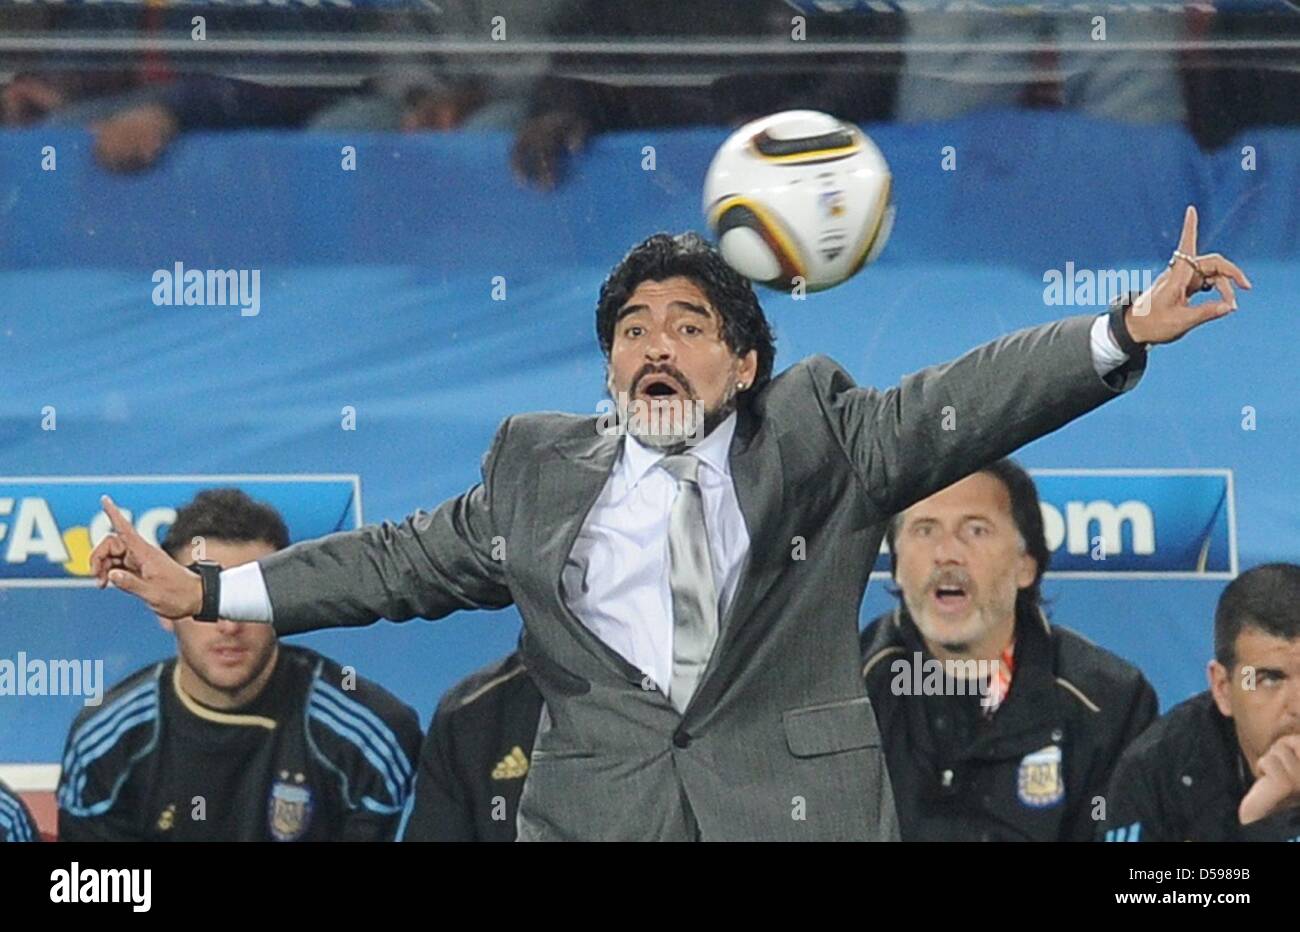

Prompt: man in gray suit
xmin=91 ymin=207 xmax=1248 ymax=841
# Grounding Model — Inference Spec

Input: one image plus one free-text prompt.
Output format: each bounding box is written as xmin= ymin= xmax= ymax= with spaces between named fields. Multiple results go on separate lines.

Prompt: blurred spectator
xmin=1181 ymin=8 xmax=1300 ymax=151
xmin=90 ymin=104 xmax=178 ymax=174
xmin=1 ymin=70 xmax=142 ymax=126
xmin=3 ymin=69 xmax=337 ymax=171
xmin=710 ymin=60 xmax=900 ymax=129
xmin=15 ymin=67 xmax=527 ymax=174
xmin=2 ymin=74 xmax=70 ymax=126
xmin=895 ymin=10 xmax=1186 ymax=125
xmin=303 ymin=0 xmax=549 ymax=133
xmin=48 ymin=75 xmax=338 ymax=173
xmin=512 ymin=76 xmax=712 ymax=189
xmin=308 ymin=69 xmax=525 ymax=132
xmin=511 ymin=1 xmax=900 ymax=190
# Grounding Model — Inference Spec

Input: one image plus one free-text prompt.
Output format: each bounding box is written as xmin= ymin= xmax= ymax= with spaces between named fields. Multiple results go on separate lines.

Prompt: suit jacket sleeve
xmin=260 ymin=418 xmax=515 ymax=636
xmin=806 ymin=314 xmax=1144 ymax=518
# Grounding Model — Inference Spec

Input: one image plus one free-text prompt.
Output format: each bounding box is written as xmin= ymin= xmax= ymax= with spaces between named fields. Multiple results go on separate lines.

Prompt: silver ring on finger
xmin=1170 ymin=249 xmax=1211 ymax=292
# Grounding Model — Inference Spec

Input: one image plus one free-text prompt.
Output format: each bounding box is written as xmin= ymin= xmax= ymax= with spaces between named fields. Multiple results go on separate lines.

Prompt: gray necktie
xmin=660 ymin=454 xmax=719 ymax=714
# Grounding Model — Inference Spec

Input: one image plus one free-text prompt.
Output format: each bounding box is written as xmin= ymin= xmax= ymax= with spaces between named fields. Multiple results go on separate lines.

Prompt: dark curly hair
xmin=595 ymin=232 xmax=777 ymax=393
xmin=160 ymin=488 xmax=290 ymax=562
xmin=886 ymin=458 xmax=1051 ymax=621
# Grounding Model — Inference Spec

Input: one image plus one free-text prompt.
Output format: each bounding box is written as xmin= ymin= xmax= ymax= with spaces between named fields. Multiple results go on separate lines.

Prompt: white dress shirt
xmin=217 ymin=316 xmax=1129 ymax=691
xmin=561 ymin=413 xmax=749 ymax=697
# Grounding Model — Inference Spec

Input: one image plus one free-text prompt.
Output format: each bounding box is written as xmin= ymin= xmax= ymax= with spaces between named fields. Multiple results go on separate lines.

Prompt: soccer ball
xmin=702 ymin=110 xmax=894 ymax=292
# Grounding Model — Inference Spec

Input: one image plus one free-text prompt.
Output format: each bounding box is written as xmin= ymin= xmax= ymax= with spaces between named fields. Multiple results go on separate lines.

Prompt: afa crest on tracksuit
xmin=1017 ymin=745 xmax=1065 ymax=808
xmin=268 ymin=775 xmax=314 ymax=842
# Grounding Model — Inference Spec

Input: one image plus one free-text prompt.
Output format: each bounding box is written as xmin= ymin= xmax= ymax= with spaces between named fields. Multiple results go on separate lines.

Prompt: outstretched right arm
xmin=258 ymin=430 xmax=515 ymax=635
xmin=90 ymin=419 xmax=516 ymax=634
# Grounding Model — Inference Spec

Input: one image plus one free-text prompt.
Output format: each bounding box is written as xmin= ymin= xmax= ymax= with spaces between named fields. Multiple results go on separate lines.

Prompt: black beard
xmin=700 ymin=390 xmax=741 ymax=441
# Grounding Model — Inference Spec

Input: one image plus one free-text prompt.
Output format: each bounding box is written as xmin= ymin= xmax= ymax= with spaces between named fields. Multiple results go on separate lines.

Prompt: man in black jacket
xmin=399 ymin=650 xmax=544 ymax=842
xmin=861 ymin=459 xmax=1158 ymax=841
xmin=58 ymin=489 xmax=420 ymax=842
xmin=1100 ymin=563 xmax=1300 ymax=842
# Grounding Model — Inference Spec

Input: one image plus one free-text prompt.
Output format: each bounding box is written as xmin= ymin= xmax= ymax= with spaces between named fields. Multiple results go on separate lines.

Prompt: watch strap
xmin=188 ymin=561 xmax=222 ymax=622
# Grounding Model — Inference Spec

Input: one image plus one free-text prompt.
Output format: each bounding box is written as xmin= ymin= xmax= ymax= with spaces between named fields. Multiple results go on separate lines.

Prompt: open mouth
xmin=931 ymin=584 xmax=972 ymax=614
xmin=637 ymin=375 xmax=685 ymax=400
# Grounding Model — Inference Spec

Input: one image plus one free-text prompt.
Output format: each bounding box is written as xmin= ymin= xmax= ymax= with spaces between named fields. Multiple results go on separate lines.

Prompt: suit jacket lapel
xmin=531 ymin=408 xmax=788 ymax=708
xmin=685 ymin=405 xmax=785 ymax=715
xmin=719 ymin=405 xmax=785 ymax=641
xmin=534 ymin=426 xmax=646 ymax=680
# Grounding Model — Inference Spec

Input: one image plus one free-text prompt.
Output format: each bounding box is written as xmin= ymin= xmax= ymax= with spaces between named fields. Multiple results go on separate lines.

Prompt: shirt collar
xmin=621 ymin=411 xmax=738 ymax=489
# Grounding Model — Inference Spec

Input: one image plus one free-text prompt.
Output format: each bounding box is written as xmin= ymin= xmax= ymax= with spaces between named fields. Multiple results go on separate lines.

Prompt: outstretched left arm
xmin=814 ymin=204 xmax=1250 ymax=520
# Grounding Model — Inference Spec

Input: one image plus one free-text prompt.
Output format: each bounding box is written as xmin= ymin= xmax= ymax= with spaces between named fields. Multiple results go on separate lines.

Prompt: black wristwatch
xmin=1108 ymin=292 xmax=1150 ymax=359
xmin=188 ymin=561 xmax=222 ymax=622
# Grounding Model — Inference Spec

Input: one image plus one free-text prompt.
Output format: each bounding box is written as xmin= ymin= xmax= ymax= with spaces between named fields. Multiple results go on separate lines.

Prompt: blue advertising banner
xmin=870 ymin=469 xmax=1237 ymax=578
xmin=0 ymin=476 xmax=361 ymax=587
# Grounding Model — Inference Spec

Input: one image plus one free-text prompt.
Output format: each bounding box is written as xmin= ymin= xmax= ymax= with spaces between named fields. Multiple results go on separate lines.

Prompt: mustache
xmin=927 ymin=569 xmax=974 ymax=593
xmin=628 ymin=364 xmax=696 ymax=398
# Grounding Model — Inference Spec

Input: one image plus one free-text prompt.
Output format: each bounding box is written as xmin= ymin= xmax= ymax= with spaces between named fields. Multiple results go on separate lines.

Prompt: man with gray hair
xmin=861 ymin=460 xmax=1158 ymax=841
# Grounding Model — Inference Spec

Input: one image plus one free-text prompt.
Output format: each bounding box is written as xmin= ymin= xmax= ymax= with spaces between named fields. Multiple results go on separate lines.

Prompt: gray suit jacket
xmin=260 ymin=314 xmax=1142 ymax=840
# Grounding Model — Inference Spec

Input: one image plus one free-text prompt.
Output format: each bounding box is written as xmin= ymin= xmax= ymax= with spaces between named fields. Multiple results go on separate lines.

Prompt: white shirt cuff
xmin=1090 ymin=313 xmax=1129 ymax=377
xmin=218 ymin=561 xmax=274 ymax=624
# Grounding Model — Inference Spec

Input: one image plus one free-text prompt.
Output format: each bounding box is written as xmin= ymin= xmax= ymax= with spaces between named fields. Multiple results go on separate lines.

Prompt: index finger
xmin=1178 ymin=204 xmax=1198 ymax=256
xmin=1239 ymin=773 xmax=1288 ymax=824
xmin=100 ymin=495 xmax=144 ymax=544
